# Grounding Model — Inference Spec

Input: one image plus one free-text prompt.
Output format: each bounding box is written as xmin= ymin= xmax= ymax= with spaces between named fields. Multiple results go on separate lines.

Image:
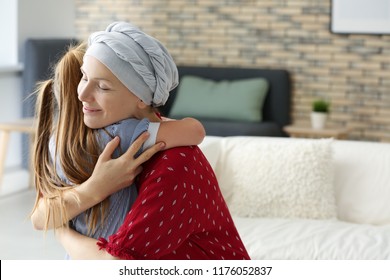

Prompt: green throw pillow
xmin=169 ymin=75 xmax=269 ymax=122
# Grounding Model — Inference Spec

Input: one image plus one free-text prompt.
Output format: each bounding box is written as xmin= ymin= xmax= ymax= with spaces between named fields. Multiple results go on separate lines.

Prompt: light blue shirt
xmin=50 ymin=118 xmax=159 ymax=239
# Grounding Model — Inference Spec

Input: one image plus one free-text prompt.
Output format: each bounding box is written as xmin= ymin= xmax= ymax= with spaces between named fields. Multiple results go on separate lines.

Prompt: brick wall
xmin=74 ymin=0 xmax=390 ymax=142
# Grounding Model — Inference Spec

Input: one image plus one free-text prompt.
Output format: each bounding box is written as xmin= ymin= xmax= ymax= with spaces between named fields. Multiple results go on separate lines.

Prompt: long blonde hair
xmin=32 ymin=43 xmax=107 ymax=232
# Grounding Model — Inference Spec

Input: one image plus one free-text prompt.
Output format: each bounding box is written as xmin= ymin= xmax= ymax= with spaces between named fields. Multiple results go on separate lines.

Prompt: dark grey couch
xmin=22 ymin=38 xmax=78 ymax=166
xmin=160 ymin=66 xmax=291 ymax=137
xmin=23 ymin=38 xmax=78 ymax=119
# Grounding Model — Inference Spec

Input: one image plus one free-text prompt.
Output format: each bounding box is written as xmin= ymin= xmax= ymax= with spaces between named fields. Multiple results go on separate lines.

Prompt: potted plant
xmin=311 ymin=99 xmax=330 ymax=129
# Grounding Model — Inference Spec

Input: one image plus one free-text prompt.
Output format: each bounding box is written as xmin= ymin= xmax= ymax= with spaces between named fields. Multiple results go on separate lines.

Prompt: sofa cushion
xmin=198 ymin=136 xmax=222 ymax=170
xmin=169 ymin=76 xmax=269 ymax=122
xmin=219 ymin=137 xmax=337 ymax=219
xmin=333 ymin=140 xmax=390 ymax=225
xmin=234 ymin=217 xmax=390 ymax=259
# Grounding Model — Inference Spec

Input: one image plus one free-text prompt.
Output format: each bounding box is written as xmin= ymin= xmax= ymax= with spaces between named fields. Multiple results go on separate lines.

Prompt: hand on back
xmin=89 ymin=132 xmax=165 ymax=200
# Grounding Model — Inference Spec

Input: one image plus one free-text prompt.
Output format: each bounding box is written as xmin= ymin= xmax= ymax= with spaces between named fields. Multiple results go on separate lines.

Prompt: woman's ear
xmin=137 ymin=99 xmax=148 ymax=109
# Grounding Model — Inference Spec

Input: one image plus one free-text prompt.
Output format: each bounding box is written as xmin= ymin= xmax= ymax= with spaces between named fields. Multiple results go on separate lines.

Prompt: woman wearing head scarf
xmin=32 ymin=22 xmax=250 ymax=260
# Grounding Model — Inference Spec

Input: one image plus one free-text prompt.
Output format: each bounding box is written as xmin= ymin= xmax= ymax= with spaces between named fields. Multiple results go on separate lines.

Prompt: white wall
xmin=17 ymin=0 xmax=76 ymax=62
xmin=0 ymin=0 xmax=18 ymax=65
xmin=0 ymin=0 xmax=75 ymax=194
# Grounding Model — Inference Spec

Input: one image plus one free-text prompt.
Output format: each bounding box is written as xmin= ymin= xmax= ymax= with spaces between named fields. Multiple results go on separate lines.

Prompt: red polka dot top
xmin=97 ymin=146 xmax=250 ymax=260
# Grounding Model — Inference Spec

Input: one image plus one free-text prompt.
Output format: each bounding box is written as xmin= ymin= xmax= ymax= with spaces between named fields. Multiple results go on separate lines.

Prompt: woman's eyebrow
xmin=80 ymin=67 xmax=112 ymax=82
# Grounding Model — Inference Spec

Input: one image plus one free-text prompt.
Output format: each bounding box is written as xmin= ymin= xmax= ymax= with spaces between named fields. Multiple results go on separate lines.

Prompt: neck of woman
xmin=139 ymin=109 xmax=161 ymax=122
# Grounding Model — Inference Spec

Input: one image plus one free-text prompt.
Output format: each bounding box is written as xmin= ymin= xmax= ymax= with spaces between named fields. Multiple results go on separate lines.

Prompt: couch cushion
xmin=333 ymin=140 xmax=390 ymax=225
xmin=219 ymin=137 xmax=337 ymax=219
xmin=234 ymin=217 xmax=390 ymax=259
xmin=169 ymin=76 xmax=269 ymax=122
xmin=198 ymin=136 xmax=223 ymax=171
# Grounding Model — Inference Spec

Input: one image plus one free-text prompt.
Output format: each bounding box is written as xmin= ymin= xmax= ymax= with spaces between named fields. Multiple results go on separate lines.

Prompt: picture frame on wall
xmin=331 ymin=0 xmax=390 ymax=34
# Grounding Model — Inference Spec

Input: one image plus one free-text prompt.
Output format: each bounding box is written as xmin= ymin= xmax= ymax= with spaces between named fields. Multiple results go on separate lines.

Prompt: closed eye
xmin=98 ymin=83 xmax=111 ymax=90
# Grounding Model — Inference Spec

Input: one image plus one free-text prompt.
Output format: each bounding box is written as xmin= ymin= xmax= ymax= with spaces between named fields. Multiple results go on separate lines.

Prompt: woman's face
xmin=78 ymin=55 xmax=140 ymax=129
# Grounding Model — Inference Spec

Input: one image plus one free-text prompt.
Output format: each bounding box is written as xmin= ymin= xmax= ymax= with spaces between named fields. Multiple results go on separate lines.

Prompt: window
xmin=331 ymin=0 xmax=390 ymax=34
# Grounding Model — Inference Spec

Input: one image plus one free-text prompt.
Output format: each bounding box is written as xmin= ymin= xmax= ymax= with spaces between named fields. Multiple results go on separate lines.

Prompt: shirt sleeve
xmin=143 ymin=122 xmax=160 ymax=150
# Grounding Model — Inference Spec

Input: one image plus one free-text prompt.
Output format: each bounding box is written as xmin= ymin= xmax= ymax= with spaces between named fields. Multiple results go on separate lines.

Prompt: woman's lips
xmin=83 ymin=106 xmax=101 ymax=114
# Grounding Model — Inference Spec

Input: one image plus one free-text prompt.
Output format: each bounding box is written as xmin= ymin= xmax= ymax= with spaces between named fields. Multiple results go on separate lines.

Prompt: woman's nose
xmin=77 ymin=82 xmax=93 ymax=102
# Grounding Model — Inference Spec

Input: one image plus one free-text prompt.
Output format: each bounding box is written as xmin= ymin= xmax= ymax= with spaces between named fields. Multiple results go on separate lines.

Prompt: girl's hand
xmin=31 ymin=132 xmax=165 ymax=231
xmin=88 ymin=132 xmax=165 ymax=201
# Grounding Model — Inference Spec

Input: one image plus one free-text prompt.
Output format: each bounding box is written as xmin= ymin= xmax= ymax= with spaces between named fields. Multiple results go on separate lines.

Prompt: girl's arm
xmin=31 ymin=133 xmax=165 ymax=230
xmin=157 ymin=117 xmax=206 ymax=149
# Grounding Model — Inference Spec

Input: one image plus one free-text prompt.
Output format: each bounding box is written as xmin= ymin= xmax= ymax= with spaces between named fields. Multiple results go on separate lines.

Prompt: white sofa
xmin=199 ymin=136 xmax=390 ymax=260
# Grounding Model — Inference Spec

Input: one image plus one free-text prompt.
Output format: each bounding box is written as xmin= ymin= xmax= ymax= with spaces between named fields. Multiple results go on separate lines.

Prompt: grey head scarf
xmin=85 ymin=21 xmax=179 ymax=107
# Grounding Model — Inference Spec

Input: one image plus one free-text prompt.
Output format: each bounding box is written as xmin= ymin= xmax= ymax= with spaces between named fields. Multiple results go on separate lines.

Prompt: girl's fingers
xmin=134 ymin=141 xmax=165 ymax=165
xmin=123 ymin=132 xmax=150 ymax=158
xmin=99 ymin=136 xmax=120 ymax=161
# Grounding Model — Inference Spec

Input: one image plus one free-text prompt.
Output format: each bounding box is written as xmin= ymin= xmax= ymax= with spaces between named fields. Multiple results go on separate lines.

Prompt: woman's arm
xmin=57 ymin=147 xmax=198 ymax=259
xmin=31 ymin=132 xmax=165 ymax=230
xmin=56 ymin=227 xmax=117 ymax=260
xmin=157 ymin=117 xmax=206 ymax=149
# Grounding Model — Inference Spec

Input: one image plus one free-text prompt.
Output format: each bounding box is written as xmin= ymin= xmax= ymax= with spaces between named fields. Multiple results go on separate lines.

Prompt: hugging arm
xmin=31 ymin=132 xmax=165 ymax=230
xmin=157 ymin=117 xmax=206 ymax=149
xmin=55 ymin=227 xmax=118 ymax=260
xmin=58 ymin=147 xmax=205 ymax=260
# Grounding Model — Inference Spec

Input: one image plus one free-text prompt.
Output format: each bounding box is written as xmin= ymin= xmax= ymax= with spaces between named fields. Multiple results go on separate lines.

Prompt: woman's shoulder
xmin=144 ymin=145 xmax=206 ymax=169
xmin=159 ymin=145 xmax=200 ymax=157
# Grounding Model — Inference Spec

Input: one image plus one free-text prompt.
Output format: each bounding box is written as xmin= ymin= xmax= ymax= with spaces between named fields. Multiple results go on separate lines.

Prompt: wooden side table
xmin=283 ymin=125 xmax=349 ymax=140
xmin=0 ymin=118 xmax=36 ymax=189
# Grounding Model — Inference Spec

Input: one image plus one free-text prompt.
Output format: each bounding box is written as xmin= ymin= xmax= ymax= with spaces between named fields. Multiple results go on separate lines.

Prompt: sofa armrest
xmin=199 ymin=119 xmax=283 ymax=137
